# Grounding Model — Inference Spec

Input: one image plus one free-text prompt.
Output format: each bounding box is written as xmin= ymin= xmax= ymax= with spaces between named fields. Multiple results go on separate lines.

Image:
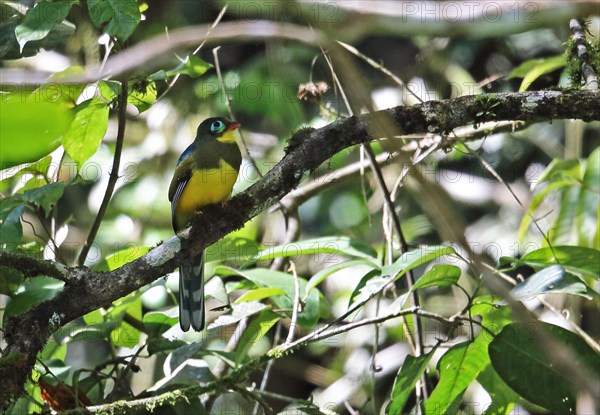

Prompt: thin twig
xmin=156 ymin=5 xmax=228 ymax=102
xmin=252 ymin=323 xmax=282 ymax=415
xmin=212 ymin=46 xmax=262 ymax=176
xmin=337 ymin=40 xmax=423 ymax=104
xmin=77 ymin=81 xmax=128 ymax=266
xmin=319 ymin=43 xmax=427 ymax=397
xmin=285 ymin=261 xmax=301 ymax=346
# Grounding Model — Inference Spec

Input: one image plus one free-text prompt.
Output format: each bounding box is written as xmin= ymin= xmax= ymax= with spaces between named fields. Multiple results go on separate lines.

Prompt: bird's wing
xmin=169 ymin=162 xmax=192 ymax=231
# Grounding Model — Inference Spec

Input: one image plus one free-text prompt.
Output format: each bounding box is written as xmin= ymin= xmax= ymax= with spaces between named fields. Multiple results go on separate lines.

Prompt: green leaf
xmin=412 ymin=265 xmax=461 ymax=290
xmin=234 ymin=309 xmax=280 ymax=364
xmin=521 ymin=246 xmax=600 ymax=279
xmin=244 ymin=236 xmax=377 ymax=266
xmin=227 ymin=268 xmax=320 ymax=328
xmin=477 ymin=365 xmax=519 ymax=415
xmin=518 ymin=179 xmax=574 ymax=244
xmin=3 ymin=276 xmax=64 ymax=325
xmin=82 ymin=293 xmax=142 ymax=347
xmin=98 ymin=80 xmax=120 ymax=102
xmin=382 ymin=245 xmax=456 ymax=282
xmin=508 ymin=55 xmax=566 ymax=92
xmin=553 ymin=185 xmax=579 ymax=244
xmin=489 ymin=322 xmax=600 ymax=414
xmin=209 ymin=301 xmax=268 ymax=328
xmin=62 ymin=98 xmax=110 ymax=168
xmin=127 ymin=80 xmax=157 ymax=113
xmin=0 ymin=202 xmax=24 ymax=246
xmin=470 ymin=295 xmax=513 ymax=335
xmin=235 ymin=287 xmax=286 ymax=303
xmin=536 ymin=159 xmax=582 ymax=185
xmin=39 ymin=340 xmax=67 ymax=362
xmin=143 ymin=311 xmax=178 ymax=337
xmin=18 ymin=181 xmax=68 ymax=216
xmin=0 ymin=95 xmax=72 ymax=169
xmin=348 ymin=269 xmax=386 ymax=307
xmin=93 ymin=246 xmax=151 ymax=271
xmin=147 ymin=337 xmax=186 ymax=355
xmin=148 ymin=54 xmax=213 ymax=81
xmin=14 ymin=0 xmax=77 ymax=52
xmin=578 ymin=148 xmax=600 ymax=247
xmin=306 ymin=259 xmax=379 ymax=294
xmin=510 ymin=265 xmax=594 ymax=300
xmin=387 ymin=345 xmax=438 ymax=414
xmin=87 ymin=0 xmax=141 ymax=41
xmin=424 ymin=335 xmax=490 ymax=414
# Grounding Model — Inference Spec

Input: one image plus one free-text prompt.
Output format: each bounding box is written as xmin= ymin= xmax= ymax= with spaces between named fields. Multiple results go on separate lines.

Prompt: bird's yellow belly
xmin=175 ymin=160 xmax=239 ymax=227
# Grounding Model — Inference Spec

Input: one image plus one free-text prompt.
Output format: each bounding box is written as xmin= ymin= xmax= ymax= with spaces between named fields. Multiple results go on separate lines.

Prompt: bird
xmin=169 ymin=117 xmax=242 ymax=331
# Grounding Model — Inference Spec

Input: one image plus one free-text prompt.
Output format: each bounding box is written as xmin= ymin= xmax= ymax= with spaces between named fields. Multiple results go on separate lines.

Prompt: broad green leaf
xmin=518 ymin=179 xmax=574 ymax=244
xmin=83 ymin=293 xmax=142 ymax=347
xmin=39 ymin=340 xmax=67 ymax=362
xmin=508 ymin=55 xmax=566 ymax=92
xmin=47 ymin=66 xmax=86 ymax=106
xmin=0 ymin=95 xmax=72 ymax=169
xmin=478 ymin=365 xmax=518 ymax=415
xmin=244 ymin=236 xmax=377 ymax=266
xmin=235 ymin=287 xmax=286 ymax=303
xmin=412 ymin=265 xmax=461 ymax=290
xmin=521 ymin=246 xmax=600 ymax=279
xmin=148 ymin=54 xmax=213 ymax=81
xmin=578 ymin=148 xmax=600 ymax=247
xmin=3 ymin=276 xmax=64 ymax=325
xmin=306 ymin=259 xmax=379 ymax=295
xmin=98 ymin=80 xmax=120 ymax=102
xmin=553 ymin=185 xmax=579 ymax=245
xmin=6 ymin=379 xmax=42 ymax=415
xmin=234 ymin=309 xmax=280 ymax=364
xmin=0 ymin=202 xmax=24 ymax=246
xmin=93 ymin=246 xmax=151 ymax=271
xmin=127 ymin=80 xmax=157 ymax=113
xmin=62 ymin=98 xmax=110 ymax=168
xmin=143 ymin=311 xmax=178 ymax=337
xmin=387 ymin=345 xmax=438 ymax=414
xmin=424 ymin=335 xmax=490 ymax=414
xmin=381 ymin=245 xmax=456 ymax=282
xmin=510 ymin=265 xmax=594 ymax=300
xmin=489 ymin=322 xmax=600 ymax=415
xmin=348 ymin=269 xmax=385 ymax=307
xmin=87 ymin=0 xmax=141 ymax=41
xmin=18 ymin=181 xmax=68 ymax=216
xmin=15 ymin=0 xmax=77 ymax=52
xmin=227 ymin=268 xmax=320 ymax=328
xmin=147 ymin=337 xmax=186 ymax=355
xmin=0 ymin=2 xmax=74 ymax=59
xmin=535 ymin=159 xmax=582 ymax=185
xmin=1 ymin=156 xmax=53 ymax=184
xmin=470 ymin=296 xmax=513 ymax=340
xmin=209 ymin=301 xmax=268 ymax=328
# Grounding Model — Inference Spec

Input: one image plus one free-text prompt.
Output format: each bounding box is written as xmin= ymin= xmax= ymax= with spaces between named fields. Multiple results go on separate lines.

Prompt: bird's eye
xmin=210 ymin=120 xmax=224 ymax=132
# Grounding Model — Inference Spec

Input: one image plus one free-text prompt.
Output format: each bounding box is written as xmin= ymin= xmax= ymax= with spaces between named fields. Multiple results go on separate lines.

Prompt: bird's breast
xmin=174 ymin=159 xmax=239 ymax=227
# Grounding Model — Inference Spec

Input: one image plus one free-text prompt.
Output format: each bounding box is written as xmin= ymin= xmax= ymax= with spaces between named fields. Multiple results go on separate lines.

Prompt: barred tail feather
xmin=178 ymin=251 xmax=205 ymax=332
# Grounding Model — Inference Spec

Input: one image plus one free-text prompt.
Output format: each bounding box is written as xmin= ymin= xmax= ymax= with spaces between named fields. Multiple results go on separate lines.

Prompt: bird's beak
xmin=227 ymin=121 xmax=241 ymax=131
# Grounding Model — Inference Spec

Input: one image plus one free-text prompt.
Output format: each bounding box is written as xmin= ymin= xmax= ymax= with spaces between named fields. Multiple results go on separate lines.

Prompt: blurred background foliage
xmin=0 ymin=1 xmax=599 ymax=414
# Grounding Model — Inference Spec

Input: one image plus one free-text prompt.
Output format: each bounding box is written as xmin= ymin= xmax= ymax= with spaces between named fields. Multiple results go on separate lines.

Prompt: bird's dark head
xmin=196 ymin=117 xmax=241 ymax=143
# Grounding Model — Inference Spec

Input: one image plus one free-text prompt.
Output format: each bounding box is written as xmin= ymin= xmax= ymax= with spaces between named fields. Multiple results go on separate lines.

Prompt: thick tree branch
xmin=1 ymin=89 xmax=599 ymax=409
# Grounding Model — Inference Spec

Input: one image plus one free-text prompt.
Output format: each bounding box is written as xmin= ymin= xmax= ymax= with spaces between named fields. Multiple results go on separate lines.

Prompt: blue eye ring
xmin=210 ymin=120 xmax=224 ymax=132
